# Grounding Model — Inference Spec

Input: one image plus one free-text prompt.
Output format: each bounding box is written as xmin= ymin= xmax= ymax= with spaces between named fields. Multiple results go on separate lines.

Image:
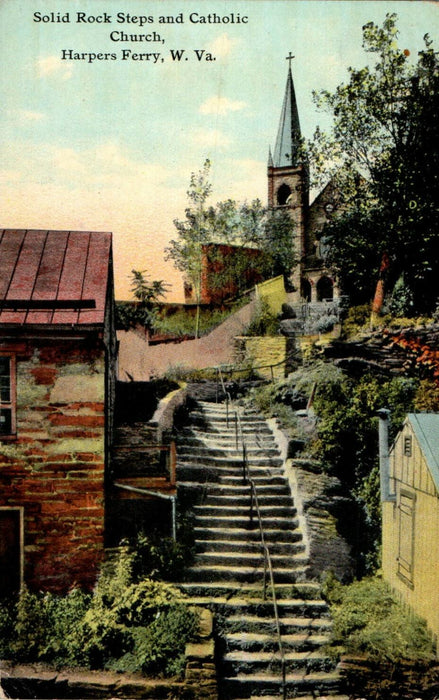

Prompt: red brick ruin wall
xmin=0 ymin=339 xmax=107 ymax=592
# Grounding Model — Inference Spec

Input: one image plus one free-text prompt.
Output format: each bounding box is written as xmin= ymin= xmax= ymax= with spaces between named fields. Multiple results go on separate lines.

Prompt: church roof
xmin=272 ymin=67 xmax=302 ymax=168
xmin=0 ymin=229 xmax=112 ymax=327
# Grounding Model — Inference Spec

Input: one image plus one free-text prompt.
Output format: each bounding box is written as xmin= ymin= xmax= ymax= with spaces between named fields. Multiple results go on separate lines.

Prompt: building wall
xmin=183 ymin=244 xmax=266 ymax=305
xmin=234 ymin=336 xmax=289 ymax=380
xmin=255 ymin=275 xmax=287 ymax=315
xmin=0 ymin=337 xmax=107 ymax=592
xmin=118 ymin=299 xmax=258 ymax=381
xmin=382 ymin=422 xmax=439 ymax=646
xmin=267 ymin=164 xmax=308 ymax=296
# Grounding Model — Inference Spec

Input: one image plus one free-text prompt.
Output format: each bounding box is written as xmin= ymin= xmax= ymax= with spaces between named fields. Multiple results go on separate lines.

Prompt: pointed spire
xmin=272 ymin=62 xmax=302 ymax=168
xmin=268 ymin=146 xmax=273 ymax=167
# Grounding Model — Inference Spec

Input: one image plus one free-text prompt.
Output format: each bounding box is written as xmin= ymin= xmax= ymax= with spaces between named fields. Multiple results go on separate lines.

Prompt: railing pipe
xmin=215 ymin=367 xmax=286 ymax=700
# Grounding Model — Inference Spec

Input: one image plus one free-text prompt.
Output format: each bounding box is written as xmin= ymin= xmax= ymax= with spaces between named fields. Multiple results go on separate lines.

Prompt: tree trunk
xmin=370 ymin=252 xmax=390 ymax=327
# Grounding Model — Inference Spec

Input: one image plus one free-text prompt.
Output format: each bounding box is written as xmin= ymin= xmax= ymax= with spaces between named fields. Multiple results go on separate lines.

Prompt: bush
xmin=153 ymin=304 xmax=243 ymax=338
xmin=341 ymin=304 xmax=371 ymax=338
xmin=245 ymin=299 xmax=279 ymax=336
xmin=131 ymin=522 xmax=195 ymax=582
xmin=1 ymin=548 xmax=199 ymax=678
xmin=108 ymin=604 xmax=199 ymax=676
xmin=324 ymin=575 xmax=435 ymax=663
xmin=414 ymin=378 xmax=439 ymax=412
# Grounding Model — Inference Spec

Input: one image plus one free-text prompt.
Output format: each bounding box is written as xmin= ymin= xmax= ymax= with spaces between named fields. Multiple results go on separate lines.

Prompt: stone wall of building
xmin=0 ymin=338 xmax=107 ymax=592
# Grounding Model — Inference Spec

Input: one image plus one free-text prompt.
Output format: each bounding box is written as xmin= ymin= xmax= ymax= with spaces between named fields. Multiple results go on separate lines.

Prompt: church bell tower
xmin=268 ymin=55 xmax=308 ymax=292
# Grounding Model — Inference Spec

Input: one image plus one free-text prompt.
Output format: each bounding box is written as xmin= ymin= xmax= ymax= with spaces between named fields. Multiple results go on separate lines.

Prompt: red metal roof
xmin=0 ymin=230 xmax=112 ymax=327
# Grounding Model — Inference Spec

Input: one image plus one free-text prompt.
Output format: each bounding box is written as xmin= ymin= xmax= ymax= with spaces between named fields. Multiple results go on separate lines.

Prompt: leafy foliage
xmin=166 ymin=159 xmax=296 ymax=306
xmin=0 ymin=548 xmax=199 ymax=678
xmin=323 ymin=575 xmax=435 ymax=663
xmin=414 ymin=378 xmax=439 ymax=412
xmin=309 ymin=14 xmax=439 ymax=314
xmin=116 ymin=270 xmax=170 ymax=331
xmin=312 ymin=372 xmax=418 ymax=572
xmin=244 ymin=299 xmax=279 ymax=337
xmin=152 ymin=301 xmax=245 ymax=338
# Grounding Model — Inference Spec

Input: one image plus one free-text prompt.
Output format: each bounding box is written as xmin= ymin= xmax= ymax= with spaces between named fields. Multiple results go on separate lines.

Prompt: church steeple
xmin=272 ymin=59 xmax=302 ymax=168
xmin=267 ymin=55 xmax=308 ymax=294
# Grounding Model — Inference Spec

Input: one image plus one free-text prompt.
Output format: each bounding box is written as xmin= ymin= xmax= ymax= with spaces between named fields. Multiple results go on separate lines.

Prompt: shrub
xmin=153 ymin=304 xmax=244 ymax=338
xmin=341 ymin=304 xmax=371 ymax=338
xmin=108 ymin=604 xmax=199 ymax=676
xmin=1 ymin=547 xmax=199 ymax=677
xmin=414 ymin=378 xmax=439 ymax=412
xmin=131 ymin=523 xmax=195 ymax=582
xmin=324 ymin=575 xmax=435 ymax=663
xmin=245 ymin=299 xmax=279 ymax=336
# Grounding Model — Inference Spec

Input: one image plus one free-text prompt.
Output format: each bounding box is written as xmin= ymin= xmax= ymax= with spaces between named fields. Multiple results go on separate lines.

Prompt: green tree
xmin=166 ymin=160 xmax=296 ymax=312
xmin=309 ymin=14 xmax=439 ymax=315
xmin=115 ymin=270 xmax=170 ymax=332
xmin=165 ymin=159 xmax=213 ymax=336
xmin=313 ymin=371 xmax=418 ymax=574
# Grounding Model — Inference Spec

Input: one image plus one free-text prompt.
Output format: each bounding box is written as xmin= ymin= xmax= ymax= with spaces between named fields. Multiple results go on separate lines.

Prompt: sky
xmin=1 ymin=0 xmax=438 ymax=300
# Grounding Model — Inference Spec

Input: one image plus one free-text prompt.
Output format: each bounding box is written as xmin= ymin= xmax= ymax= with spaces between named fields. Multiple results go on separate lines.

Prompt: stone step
xmin=218 ymin=474 xmax=288 ymax=485
xmin=189 ymin=411 xmax=270 ymax=424
xmin=224 ymin=631 xmax=331 ymax=653
xmin=179 ymin=582 xmax=323 ymax=601
xmin=193 ymin=526 xmax=303 ymax=543
xmin=206 ymin=483 xmax=290 ymax=496
xmin=179 ymin=595 xmax=330 ymax=618
xmin=178 ymin=445 xmax=281 ymax=458
xmin=225 ymin=614 xmax=332 ymax=634
xmin=181 ymin=423 xmax=274 ymax=436
xmin=232 ymin=696 xmax=348 ymax=700
xmin=222 ymin=649 xmax=335 ymax=674
xmin=195 ymin=539 xmax=305 ymax=555
xmin=186 ymin=563 xmax=308 ymax=583
xmin=194 ymin=551 xmax=307 ymax=568
xmin=177 ymin=464 xmax=284 ymax=481
xmin=177 ymin=465 xmax=279 ymax=482
xmin=222 ymin=671 xmax=341 ymax=698
xmin=178 ymin=454 xmax=283 ymax=467
xmin=204 ymin=494 xmax=293 ymax=507
xmin=193 ymin=515 xmax=300 ymax=530
xmin=194 ymin=504 xmax=297 ymax=518
xmin=179 ymin=434 xmax=277 ymax=447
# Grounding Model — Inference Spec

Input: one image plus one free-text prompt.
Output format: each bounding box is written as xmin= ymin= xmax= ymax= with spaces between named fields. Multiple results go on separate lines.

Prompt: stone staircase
xmin=177 ymin=399 xmax=346 ymax=699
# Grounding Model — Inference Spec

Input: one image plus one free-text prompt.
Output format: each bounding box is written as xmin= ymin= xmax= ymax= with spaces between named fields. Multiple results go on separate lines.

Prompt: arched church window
xmin=316 ymin=276 xmax=334 ymax=302
xmin=277 ymin=183 xmax=291 ymax=206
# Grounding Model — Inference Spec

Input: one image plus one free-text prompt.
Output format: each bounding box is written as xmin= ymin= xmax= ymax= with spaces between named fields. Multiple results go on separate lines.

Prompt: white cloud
xmin=36 ymin=56 xmax=73 ymax=81
xmin=190 ymin=128 xmax=231 ymax=149
xmin=208 ymin=33 xmax=238 ymax=58
xmin=17 ymin=110 xmax=45 ymax=123
xmin=199 ymin=96 xmax=246 ymax=116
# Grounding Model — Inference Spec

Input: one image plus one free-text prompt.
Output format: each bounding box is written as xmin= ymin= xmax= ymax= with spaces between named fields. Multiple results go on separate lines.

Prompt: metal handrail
xmin=214 ymin=381 xmax=287 ymax=700
xmin=246 ymin=457 xmax=287 ymax=700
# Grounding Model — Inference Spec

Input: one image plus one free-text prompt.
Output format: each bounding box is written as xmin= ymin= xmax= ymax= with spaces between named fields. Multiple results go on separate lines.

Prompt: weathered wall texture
xmin=255 ymin=275 xmax=287 ymax=315
xmin=0 ymin=339 xmax=107 ymax=592
xmin=382 ymin=421 xmax=439 ymax=647
xmin=117 ymin=299 xmax=257 ymax=381
xmin=234 ymin=336 xmax=289 ymax=380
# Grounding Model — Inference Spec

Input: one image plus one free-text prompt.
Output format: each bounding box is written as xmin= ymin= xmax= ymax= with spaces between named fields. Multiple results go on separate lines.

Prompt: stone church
xmin=268 ymin=61 xmax=341 ymax=303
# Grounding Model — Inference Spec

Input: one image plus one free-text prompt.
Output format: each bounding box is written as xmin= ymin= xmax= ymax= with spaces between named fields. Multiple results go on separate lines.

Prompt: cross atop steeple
xmin=286 ymin=52 xmax=295 ymax=69
xmin=271 ymin=59 xmax=302 ymax=168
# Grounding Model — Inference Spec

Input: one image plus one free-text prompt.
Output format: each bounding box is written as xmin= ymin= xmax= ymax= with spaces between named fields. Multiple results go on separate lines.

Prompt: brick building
xmin=184 ymin=243 xmax=266 ymax=305
xmin=0 ymin=229 xmax=117 ymax=594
